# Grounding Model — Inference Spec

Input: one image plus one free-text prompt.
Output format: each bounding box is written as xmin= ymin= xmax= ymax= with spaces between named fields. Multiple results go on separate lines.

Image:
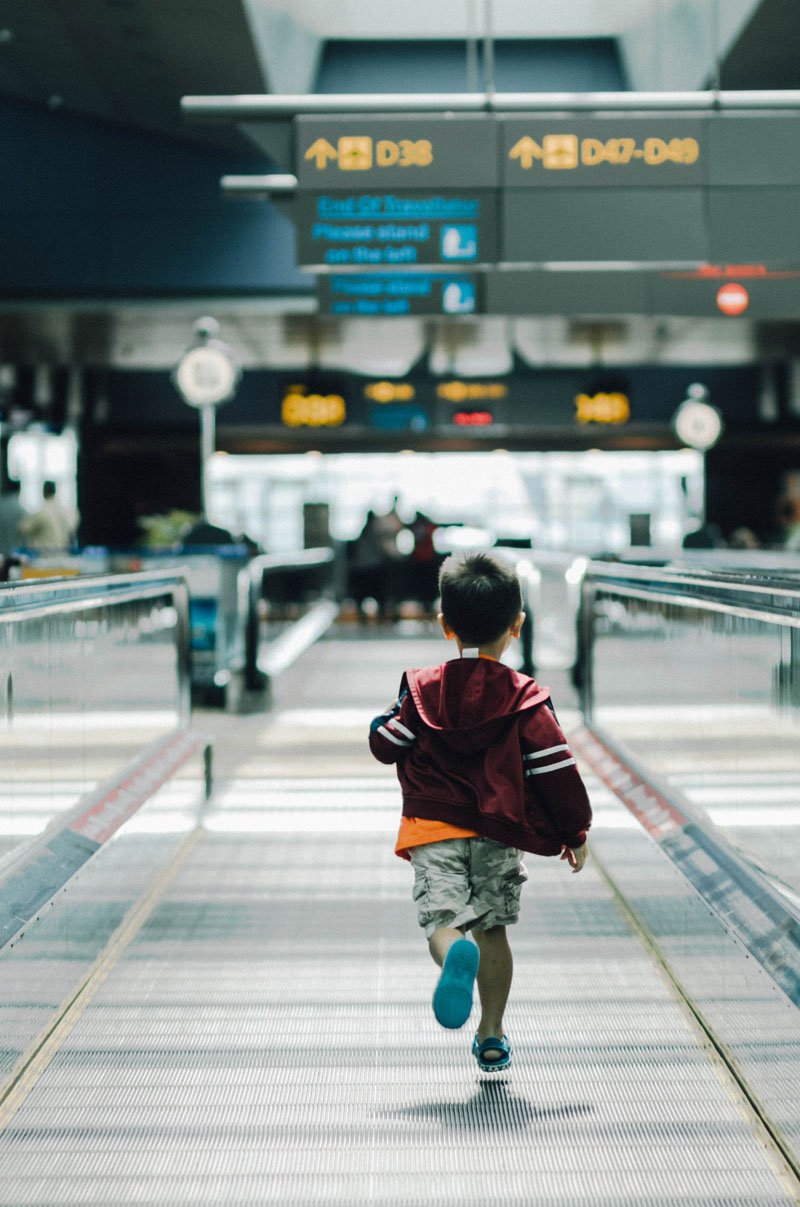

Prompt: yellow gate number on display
xmin=282 ymin=390 xmax=347 ymax=427
xmin=575 ymin=393 xmax=631 ymax=424
xmin=509 ymin=135 xmax=700 ymax=170
xmin=304 ymin=137 xmax=434 ymax=172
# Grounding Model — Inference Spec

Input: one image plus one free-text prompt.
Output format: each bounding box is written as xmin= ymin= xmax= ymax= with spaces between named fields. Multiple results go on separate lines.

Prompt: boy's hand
xmin=560 ymin=843 xmax=588 ymax=873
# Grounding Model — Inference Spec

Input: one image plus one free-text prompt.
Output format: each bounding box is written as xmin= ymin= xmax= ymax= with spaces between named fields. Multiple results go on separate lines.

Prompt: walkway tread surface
xmin=0 ymin=634 xmax=797 ymax=1206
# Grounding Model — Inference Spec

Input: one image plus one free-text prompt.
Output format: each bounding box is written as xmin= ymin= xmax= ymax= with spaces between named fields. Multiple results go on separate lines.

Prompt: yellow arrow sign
xmin=304 ymin=138 xmax=338 ymax=170
xmin=509 ymin=136 xmax=544 ymax=170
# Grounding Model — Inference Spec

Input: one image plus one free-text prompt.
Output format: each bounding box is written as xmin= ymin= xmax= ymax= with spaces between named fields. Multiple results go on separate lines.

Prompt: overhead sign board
xmin=295 ymin=115 xmax=498 ymax=190
xmin=486 ymin=266 xmax=800 ymax=317
xmin=500 ymin=116 xmax=706 ymax=187
xmin=707 ymin=115 xmax=800 ymax=186
xmin=318 ymin=273 xmax=483 ymax=316
xmin=192 ymin=106 xmax=800 ymax=280
xmin=654 ymin=265 xmax=800 ymax=316
xmin=501 ymin=187 xmax=709 ymax=263
xmin=281 ymin=112 xmax=800 ymax=273
xmin=487 ymin=269 xmax=650 ymax=315
xmin=295 ymin=191 xmax=498 ymax=269
xmin=499 ymin=115 xmax=709 ymax=264
xmin=707 ymin=187 xmax=800 ymax=262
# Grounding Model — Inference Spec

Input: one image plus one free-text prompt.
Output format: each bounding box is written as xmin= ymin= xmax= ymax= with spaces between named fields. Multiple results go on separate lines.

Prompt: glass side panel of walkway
xmin=0 ymin=632 xmax=797 ymax=1206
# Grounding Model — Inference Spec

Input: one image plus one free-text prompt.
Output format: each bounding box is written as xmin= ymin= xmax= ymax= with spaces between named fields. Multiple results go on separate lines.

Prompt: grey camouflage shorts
xmin=409 ymin=836 xmax=529 ymax=939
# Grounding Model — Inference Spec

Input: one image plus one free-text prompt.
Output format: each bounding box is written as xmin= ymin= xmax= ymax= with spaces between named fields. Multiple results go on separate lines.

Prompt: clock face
xmin=175 ymin=343 xmax=239 ymax=408
xmin=673 ymin=399 xmax=723 ymax=450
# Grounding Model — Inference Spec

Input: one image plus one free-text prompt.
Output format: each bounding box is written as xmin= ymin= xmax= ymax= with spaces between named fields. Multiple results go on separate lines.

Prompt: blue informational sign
xmin=370 ymin=404 xmax=430 ymax=432
xmin=189 ymin=597 xmax=217 ymax=651
xmin=440 ymin=225 xmax=478 ymax=261
xmin=441 ymin=278 xmax=476 ymax=313
xmin=319 ymin=273 xmax=481 ymax=316
xmin=296 ymin=192 xmax=497 ymax=269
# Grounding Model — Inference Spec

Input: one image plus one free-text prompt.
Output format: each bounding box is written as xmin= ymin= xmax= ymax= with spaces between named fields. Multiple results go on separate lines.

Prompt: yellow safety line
xmin=0 ymin=825 xmax=204 ymax=1132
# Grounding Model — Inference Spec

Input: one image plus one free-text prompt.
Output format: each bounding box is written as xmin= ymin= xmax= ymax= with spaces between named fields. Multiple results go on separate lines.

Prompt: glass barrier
xmin=583 ymin=565 xmax=800 ymax=904
xmin=108 ymin=548 xmax=250 ymax=695
xmin=513 ymin=551 xmax=588 ymax=672
xmin=0 ymin=571 xmax=190 ymax=870
xmin=577 ymin=562 xmax=800 ymax=1165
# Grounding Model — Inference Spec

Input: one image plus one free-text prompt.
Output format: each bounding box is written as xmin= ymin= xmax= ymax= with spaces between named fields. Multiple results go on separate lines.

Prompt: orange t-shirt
xmin=395 ymin=815 xmax=479 ymax=859
xmin=394 ymin=651 xmax=492 ymax=858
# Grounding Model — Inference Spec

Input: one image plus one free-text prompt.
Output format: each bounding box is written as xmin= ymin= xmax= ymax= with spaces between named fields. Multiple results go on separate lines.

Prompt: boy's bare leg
xmin=428 ymin=925 xmax=465 ymax=967
xmin=473 ymin=925 xmax=513 ymax=1057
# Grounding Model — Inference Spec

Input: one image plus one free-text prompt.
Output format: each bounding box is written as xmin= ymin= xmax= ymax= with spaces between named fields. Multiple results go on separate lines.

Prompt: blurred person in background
xmin=728 ymin=526 xmax=761 ymax=550
xmin=682 ymin=521 xmax=724 ymax=549
xmin=778 ymin=500 xmax=800 ymax=552
xmin=774 ymin=471 xmax=800 ymax=551
xmin=409 ymin=509 xmax=439 ymax=615
xmin=0 ymin=479 xmax=25 ymax=556
xmin=180 ymin=515 xmax=236 ymax=546
xmin=18 ymin=480 xmax=74 ymax=552
xmin=350 ymin=509 xmax=386 ymax=620
xmin=372 ymin=496 xmax=405 ymax=621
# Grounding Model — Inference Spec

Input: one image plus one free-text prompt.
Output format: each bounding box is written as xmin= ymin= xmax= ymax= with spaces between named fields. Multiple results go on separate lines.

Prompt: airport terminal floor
xmin=1 ymin=626 xmax=799 ymax=1206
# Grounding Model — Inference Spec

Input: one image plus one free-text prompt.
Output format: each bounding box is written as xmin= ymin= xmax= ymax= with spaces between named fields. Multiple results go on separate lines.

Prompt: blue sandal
xmin=432 ymin=938 xmax=480 ymax=1029
xmin=472 ymin=1033 xmax=512 ymax=1072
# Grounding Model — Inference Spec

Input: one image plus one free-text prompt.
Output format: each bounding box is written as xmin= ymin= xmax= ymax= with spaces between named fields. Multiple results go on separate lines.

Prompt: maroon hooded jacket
xmin=369 ymin=657 xmax=592 ymax=857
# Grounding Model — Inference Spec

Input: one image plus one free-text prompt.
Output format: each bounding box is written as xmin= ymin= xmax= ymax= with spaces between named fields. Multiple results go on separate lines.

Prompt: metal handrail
xmin=239 ymin=549 xmax=336 ymax=692
xmin=0 ymin=582 xmax=187 ymax=624
xmin=585 ymin=560 xmax=800 ymax=604
xmin=578 ymin=561 xmax=800 ymax=720
xmin=574 ymin=557 xmax=800 ymax=1030
xmin=0 ymin=569 xmax=208 ymax=951
xmin=0 ymin=569 xmax=192 ymax=724
xmin=0 ymin=567 xmax=189 ymax=604
xmin=182 ymin=90 xmax=800 ymax=118
xmin=248 ymin=548 xmax=335 ymax=580
xmin=587 ymin=582 xmax=800 ymax=632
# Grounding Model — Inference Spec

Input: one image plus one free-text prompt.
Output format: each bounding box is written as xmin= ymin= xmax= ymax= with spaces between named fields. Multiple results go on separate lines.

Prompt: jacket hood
xmin=405 ymin=659 xmax=549 ymax=752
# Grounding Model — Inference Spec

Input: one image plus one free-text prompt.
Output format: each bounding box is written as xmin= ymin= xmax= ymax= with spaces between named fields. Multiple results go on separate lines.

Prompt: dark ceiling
xmin=0 ymin=0 xmax=264 ymax=152
xmin=721 ymin=0 xmax=800 ymax=89
xmin=0 ymin=0 xmax=795 ymax=158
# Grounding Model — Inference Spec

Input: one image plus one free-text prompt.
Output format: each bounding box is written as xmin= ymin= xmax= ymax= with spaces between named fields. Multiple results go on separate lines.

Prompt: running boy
xmin=369 ymin=552 xmax=592 ymax=1072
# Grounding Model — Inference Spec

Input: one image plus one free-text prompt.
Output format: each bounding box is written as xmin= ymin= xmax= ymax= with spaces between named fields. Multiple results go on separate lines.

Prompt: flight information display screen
xmin=193 ymin=365 xmax=762 ymax=436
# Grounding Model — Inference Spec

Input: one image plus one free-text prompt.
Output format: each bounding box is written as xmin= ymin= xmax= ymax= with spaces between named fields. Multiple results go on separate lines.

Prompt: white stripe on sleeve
xmin=377 ymin=725 xmax=412 ymax=747
xmin=525 ymin=757 xmax=577 ymax=777
xmin=523 ymin=744 xmax=570 ymax=761
xmin=387 ymin=718 xmax=416 ymax=741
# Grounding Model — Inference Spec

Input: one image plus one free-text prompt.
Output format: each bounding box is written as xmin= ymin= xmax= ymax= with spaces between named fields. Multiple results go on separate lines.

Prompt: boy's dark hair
xmin=438 ymin=551 xmax=522 ymax=645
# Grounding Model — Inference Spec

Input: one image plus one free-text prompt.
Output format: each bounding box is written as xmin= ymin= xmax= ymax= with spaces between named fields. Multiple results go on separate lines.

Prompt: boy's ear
xmin=437 ymin=612 xmax=455 ymax=640
xmin=510 ymin=611 xmax=526 ymax=638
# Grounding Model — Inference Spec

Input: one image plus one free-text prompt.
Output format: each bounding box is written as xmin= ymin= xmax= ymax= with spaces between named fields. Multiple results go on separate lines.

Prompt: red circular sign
xmin=716 ymin=282 xmax=750 ymax=316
